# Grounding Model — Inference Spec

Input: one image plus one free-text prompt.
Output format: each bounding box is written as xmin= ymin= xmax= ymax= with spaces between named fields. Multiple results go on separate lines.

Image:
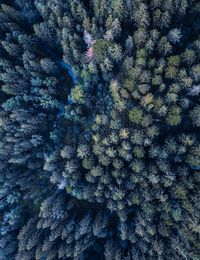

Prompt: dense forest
xmin=0 ymin=0 xmax=200 ymax=259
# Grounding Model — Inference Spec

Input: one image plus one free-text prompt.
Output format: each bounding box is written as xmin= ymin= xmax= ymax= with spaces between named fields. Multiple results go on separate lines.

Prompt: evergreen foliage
xmin=0 ymin=0 xmax=200 ymax=259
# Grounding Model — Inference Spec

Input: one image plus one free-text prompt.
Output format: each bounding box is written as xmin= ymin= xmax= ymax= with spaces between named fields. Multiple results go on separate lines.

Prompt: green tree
xmin=71 ymin=85 xmax=85 ymax=104
xmin=166 ymin=106 xmax=181 ymax=126
xmin=158 ymin=37 xmax=172 ymax=55
xmin=182 ymin=49 xmax=196 ymax=65
xmin=165 ymin=66 xmax=178 ymax=79
xmin=112 ymin=0 xmax=124 ymax=18
xmin=128 ymin=108 xmax=144 ymax=125
xmin=187 ymin=145 xmax=200 ymax=168
xmin=190 ymin=105 xmax=200 ymax=127
xmin=109 ymin=43 xmax=122 ymax=62
xmin=93 ymin=39 xmax=111 ymax=62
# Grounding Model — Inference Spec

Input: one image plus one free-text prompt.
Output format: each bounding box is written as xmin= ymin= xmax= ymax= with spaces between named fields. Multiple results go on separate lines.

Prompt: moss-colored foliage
xmin=166 ymin=106 xmax=181 ymax=125
xmin=128 ymin=107 xmax=143 ymax=124
xmin=71 ymin=85 xmax=85 ymax=104
xmin=190 ymin=105 xmax=200 ymax=127
xmin=187 ymin=145 xmax=200 ymax=167
xmin=93 ymin=39 xmax=111 ymax=62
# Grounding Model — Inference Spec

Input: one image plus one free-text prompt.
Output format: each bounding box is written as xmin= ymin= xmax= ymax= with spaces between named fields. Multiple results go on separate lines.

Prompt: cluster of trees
xmin=0 ymin=0 xmax=200 ymax=259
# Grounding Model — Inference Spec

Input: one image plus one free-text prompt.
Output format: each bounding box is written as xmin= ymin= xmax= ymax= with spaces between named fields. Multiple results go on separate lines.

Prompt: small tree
xmin=71 ymin=85 xmax=85 ymax=104
xmin=129 ymin=108 xmax=144 ymax=125
xmin=166 ymin=106 xmax=181 ymax=126
xmin=190 ymin=106 xmax=200 ymax=127
xmin=93 ymin=39 xmax=111 ymax=62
